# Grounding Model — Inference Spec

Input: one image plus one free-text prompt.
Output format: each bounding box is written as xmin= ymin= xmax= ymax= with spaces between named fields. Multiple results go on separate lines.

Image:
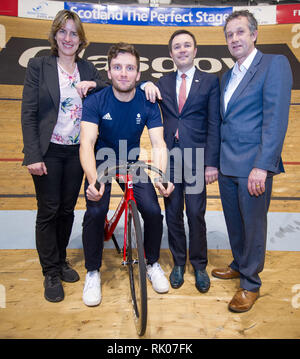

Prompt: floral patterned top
xmin=51 ymin=62 xmax=82 ymax=145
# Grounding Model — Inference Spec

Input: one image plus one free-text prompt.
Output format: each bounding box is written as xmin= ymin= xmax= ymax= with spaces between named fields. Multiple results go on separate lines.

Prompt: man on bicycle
xmin=79 ymin=42 xmax=174 ymax=306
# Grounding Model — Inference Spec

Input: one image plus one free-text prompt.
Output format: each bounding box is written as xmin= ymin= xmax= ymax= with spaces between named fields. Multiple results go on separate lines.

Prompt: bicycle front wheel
xmin=126 ymin=199 xmax=147 ymax=336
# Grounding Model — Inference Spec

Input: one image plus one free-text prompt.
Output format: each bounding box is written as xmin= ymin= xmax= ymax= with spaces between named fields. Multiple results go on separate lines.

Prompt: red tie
xmin=175 ymin=73 xmax=187 ymax=140
xmin=178 ymin=73 xmax=187 ymax=113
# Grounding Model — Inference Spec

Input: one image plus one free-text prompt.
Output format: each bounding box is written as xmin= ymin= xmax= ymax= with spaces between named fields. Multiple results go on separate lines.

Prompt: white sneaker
xmin=82 ymin=270 xmax=101 ymax=306
xmin=146 ymin=262 xmax=169 ymax=293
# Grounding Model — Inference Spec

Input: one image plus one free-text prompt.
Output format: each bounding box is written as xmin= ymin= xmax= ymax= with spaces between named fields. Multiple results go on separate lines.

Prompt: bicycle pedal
xmin=122 ymin=260 xmax=139 ymax=266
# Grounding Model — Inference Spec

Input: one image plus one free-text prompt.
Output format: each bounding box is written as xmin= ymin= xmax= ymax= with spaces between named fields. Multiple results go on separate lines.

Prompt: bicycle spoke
xmin=100 ymin=162 xmax=166 ymax=337
xmin=127 ymin=200 xmax=147 ymax=336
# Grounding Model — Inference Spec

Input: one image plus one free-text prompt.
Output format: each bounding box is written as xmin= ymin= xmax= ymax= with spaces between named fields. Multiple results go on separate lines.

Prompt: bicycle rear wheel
xmin=126 ymin=199 xmax=147 ymax=336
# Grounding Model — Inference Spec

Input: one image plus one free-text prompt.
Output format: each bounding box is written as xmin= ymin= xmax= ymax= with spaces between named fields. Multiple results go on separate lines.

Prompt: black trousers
xmin=32 ymin=143 xmax=83 ymax=276
xmin=164 ymin=144 xmax=207 ymax=270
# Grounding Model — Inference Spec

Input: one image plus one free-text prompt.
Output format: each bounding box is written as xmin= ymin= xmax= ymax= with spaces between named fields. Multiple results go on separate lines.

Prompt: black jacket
xmin=21 ymin=55 xmax=106 ymax=165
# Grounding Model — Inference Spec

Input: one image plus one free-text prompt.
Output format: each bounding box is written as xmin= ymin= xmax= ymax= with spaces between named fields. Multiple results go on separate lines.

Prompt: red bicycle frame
xmin=103 ymin=173 xmax=136 ymax=263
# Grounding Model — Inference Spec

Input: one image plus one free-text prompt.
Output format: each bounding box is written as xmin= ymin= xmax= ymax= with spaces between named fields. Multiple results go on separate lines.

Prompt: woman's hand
xmin=27 ymin=162 xmax=48 ymax=176
xmin=76 ymin=81 xmax=97 ymax=98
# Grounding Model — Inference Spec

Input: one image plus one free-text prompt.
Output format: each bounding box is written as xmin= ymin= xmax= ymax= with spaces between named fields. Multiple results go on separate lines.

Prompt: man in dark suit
xmin=212 ymin=10 xmax=293 ymax=312
xmin=145 ymin=30 xmax=221 ymax=293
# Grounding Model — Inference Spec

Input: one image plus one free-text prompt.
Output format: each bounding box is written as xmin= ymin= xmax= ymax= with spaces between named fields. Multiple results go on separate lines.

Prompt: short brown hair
xmin=168 ymin=30 xmax=197 ymax=52
xmin=48 ymin=10 xmax=88 ymax=58
xmin=107 ymin=42 xmax=140 ymax=71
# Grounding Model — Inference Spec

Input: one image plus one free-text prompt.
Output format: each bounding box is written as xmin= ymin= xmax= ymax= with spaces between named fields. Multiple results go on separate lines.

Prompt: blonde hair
xmin=48 ymin=10 xmax=88 ymax=58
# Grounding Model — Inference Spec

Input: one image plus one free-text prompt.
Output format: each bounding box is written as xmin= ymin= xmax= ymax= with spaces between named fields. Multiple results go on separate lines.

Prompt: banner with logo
xmin=277 ymin=4 xmax=300 ymax=24
xmin=233 ymin=5 xmax=277 ymax=25
xmin=18 ymin=0 xmax=64 ymax=20
xmin=10 ymin=1 xmax=300 ymax=26
xmin=65 ymin=2 xmax=232 ymax=27
xmin=0 ymin=36 xmax=299 ymax=89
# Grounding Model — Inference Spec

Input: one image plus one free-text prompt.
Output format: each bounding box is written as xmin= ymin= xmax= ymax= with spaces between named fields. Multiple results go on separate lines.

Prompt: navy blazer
xmin=157 ymin=68 xmax=221 ymax=168
xmin=220 ymin=50 xmax=293 ymax=177
xmin=21 ymin=55 xmax=106 ymax=166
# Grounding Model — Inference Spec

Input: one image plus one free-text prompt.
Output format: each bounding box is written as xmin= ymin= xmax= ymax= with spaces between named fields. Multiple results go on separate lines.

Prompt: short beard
xmin=111 ymin=79 xmax=136 ymax=94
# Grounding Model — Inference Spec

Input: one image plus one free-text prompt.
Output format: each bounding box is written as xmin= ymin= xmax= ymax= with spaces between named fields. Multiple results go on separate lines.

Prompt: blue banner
xmin=65 ymin=2 xmax=232 ymax=27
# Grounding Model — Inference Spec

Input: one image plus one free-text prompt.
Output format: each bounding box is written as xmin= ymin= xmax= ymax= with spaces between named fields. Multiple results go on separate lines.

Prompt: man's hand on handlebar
xmin=86 ymin=180 xmax=105 ymax=201
xmin=155 ymin=180 xmax=174 ymax=197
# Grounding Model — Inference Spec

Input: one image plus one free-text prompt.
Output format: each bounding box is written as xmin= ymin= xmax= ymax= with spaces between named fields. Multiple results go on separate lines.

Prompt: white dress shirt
xmin=224 ymin=48 xmax=257 ymax=112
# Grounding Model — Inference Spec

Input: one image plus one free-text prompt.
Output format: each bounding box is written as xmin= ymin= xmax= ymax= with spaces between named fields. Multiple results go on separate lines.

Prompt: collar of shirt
xmin=224 ymin=48 xmax=257 ymax=112
xmin=176 ymin=66 xmax=196 ymax=100
xmin=232 ymin=47 xmax=257 ymax=76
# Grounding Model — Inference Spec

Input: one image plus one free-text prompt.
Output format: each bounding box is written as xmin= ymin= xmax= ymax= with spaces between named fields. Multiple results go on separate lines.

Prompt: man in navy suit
xmin=145 ymin=30 xmax=221 ymax=293
xmin=212 ymin=10 xmax=293 ymax=312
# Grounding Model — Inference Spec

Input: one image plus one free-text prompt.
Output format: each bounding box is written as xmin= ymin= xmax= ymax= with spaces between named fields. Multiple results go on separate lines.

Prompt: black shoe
xmin=169 ymin=265 xmax=185 ymax=289
xmin=195 ymin=269 xmax=210 ymax=293
xmin=60 ymin=261 xmax=80 ymax=283
xmin=44 ymin=274 xmax=64 ymax=302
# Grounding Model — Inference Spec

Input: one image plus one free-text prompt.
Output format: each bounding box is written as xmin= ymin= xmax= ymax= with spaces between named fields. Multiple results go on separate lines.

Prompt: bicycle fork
xmin=122 ymin=178 xmax=139 ymax=267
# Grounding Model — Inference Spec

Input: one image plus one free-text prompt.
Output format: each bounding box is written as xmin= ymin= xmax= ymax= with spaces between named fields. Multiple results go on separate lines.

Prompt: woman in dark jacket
xmin=21 ymin=9 xmax=106 ymax=302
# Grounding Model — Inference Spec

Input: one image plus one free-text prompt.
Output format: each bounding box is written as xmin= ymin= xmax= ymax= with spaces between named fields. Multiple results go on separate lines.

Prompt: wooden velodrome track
xmin=0 ymin=16 xmax=300 ymax=339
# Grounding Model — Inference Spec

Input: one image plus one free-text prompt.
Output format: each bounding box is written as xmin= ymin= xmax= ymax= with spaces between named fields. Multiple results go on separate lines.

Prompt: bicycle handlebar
xmin=95 ymin=161 xmax=168 ymax=190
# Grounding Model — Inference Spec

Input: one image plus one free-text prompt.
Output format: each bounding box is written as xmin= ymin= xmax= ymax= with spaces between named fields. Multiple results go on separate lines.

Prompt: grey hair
xmin=224 ymin=10 xmax=258 ymax=40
